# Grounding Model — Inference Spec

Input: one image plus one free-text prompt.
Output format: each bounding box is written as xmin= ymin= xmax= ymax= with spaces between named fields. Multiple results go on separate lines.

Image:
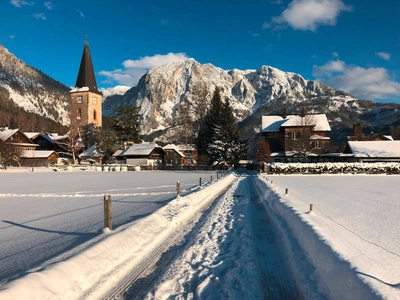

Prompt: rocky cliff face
xmin=103 ymin=58 xmax=353 ymax=137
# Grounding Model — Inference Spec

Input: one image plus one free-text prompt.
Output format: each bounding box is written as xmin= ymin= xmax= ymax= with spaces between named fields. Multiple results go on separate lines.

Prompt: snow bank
xmin=255 ymin=178 xmax=381 ymax=300
xmin=0 ymin=174 xmax=236 ymax=300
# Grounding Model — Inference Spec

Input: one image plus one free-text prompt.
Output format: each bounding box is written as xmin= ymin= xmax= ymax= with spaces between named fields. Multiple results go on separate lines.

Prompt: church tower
xmin=69 ymin=38 xmax=102 ymax=145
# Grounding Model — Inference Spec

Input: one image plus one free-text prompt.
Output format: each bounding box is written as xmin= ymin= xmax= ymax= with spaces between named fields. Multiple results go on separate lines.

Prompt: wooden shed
xmin=19 ymin=150 xmax=59 ymax=167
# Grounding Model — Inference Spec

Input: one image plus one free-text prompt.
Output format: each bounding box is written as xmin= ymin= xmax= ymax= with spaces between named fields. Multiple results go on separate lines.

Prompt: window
xmin=77 ymin=108 xmax=82 ymax=119
xmin=93 ymin=98 xmax=97 ymax=104
xmin=291 ymin=132 xmax=300 ymax=140
xmin=93 ymin=110 xmax=97 ymax=120
xmin=314 ymin=140 xmax=321 ymax=148
xmin=77 ymin=96 xmax=82 ymax=103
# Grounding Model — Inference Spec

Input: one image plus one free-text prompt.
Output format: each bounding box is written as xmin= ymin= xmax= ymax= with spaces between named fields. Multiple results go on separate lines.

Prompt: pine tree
xmin=112 ymin=104 xmax=142 ymax=144
xmin=196 ymin=87 xmax=223 ymax=158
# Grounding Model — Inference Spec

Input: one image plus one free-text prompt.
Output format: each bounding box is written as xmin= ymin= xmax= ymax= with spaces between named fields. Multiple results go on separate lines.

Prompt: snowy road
xmin=116 ymin=173 xmax=299 ymax=299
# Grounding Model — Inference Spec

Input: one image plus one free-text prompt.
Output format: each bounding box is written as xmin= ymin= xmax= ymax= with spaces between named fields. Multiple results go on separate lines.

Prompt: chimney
xmin=282 ymin=109 xmax=287 ymax=119
xmin=299 ymin=108 xmax=306 ymax=118
xmin=353 ymin=122 xmax=363 ymax=140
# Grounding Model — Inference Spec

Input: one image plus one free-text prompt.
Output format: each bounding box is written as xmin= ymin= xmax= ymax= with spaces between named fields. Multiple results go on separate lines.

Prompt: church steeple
xmin=75 ymin=37 xmax=101 ymax=95
xmin=69 ymin=37 xmax=103 ymax=145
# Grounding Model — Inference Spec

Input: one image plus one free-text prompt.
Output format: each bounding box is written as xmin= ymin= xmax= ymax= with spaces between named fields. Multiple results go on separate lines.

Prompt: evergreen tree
xmin=96 ymin=104 xmax=142 ymax=162
xmin=196 ymin=87 xmax=224 ymax=157
xmin=95 ymin=128 xmax=119 ymax=157
xmin=207 ymin=125 xmax=248 ymax=166
xmin=221 ymin=96 xmax=239 ymax=142
xmin=112 ymin=104 xmax=142 ymax=144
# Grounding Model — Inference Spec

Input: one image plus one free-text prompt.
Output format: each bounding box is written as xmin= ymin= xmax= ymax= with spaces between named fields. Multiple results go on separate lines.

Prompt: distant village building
xmin=78 ymin=144 xmax=105 ymax=165
xmin=342 ymin=140 xmax=400 ymax=162
xmin=119 ymin=143 xmax=166 ymax=168
xmin=69 ymin=38 xmax=103 ymax=148
xmin=163 ymin=144 xmax=186 ymax=168
xmin=0 ymin=128 xmax=37 ymax=154
xmin=19 ymin=150 xmax=59 ymax=168
xmin=262 ymin=110 xmax=331 ymax=162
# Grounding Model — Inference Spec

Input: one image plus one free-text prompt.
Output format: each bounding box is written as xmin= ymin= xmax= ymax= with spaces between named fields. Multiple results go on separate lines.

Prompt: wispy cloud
xmin=269 ymin=0 xmax=352 ymax=31
xmin=332 ymin=52 xmax=339 ymax=58
xmin=249 ymin=31 xmax=261 ymax=37
xmin=44 ymin=1 xmax=54 ymax=10
xmin=77 ymin=9 xmax=84 ymax=18
xmin=33 ymin=13 xmax=46 ymax=20
xmin=313 ymin=59 xmax=400 ymax=100
xmin=262 ymin=22 xmax=271 ymax=29
xmin=376 ymin=52 xmax=391 ymax=61
xmin=10 ymin=0 xmax=34 ymax=8
xmin=99 ymin=53 xmax=189 ymax=86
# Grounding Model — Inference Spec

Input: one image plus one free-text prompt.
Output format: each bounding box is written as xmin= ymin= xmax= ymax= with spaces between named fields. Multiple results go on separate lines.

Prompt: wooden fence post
xmin=104 ymin=194 xmax=112 ymax=230
xmin=285 ymin=188 xmax=289 ymax=195
xmin=211 ymin=175 xmax=213 ymax=182
xmin=310 ymin=204 xmax=314 ymax=212
xmin=199 ymin=177 xmax=202 ymax=188
xmin=176 ymin=181 xmax=181 ymax=196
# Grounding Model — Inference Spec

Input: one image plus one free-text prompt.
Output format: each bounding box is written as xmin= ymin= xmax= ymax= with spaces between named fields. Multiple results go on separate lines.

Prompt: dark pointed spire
xmin=75 ymin=37 xmax=101 ymax=94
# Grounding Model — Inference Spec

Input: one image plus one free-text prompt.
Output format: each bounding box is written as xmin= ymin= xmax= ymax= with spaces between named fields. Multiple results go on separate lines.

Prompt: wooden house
xmin=0 ymin=129 xmax=38 ymax=167
xmin=26 ymin=132 xmax=70 ymax=155
xmin=20 ymin=150 xmax=59 ymax=167
xmin=121 ymin=143 xmax=166 ymax=168
xmin=78 ymin=144 xmax=105 ymax=164
xmin=163 ymin=144 xmax=186 ymax=168
xmin=177 ymin=144 xmax=198 ymax=166
xmin=262 ymin=112 xmax=331 ymax=162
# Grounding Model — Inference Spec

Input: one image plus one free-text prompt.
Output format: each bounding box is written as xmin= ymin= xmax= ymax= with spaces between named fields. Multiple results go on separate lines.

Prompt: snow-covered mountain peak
xmin=100 ymin=85 xmax=131 ymax=98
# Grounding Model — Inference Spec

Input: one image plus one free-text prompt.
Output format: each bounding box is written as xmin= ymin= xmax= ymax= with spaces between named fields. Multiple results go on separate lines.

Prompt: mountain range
xmin=1 ymin=44 xmax=400 ymax=153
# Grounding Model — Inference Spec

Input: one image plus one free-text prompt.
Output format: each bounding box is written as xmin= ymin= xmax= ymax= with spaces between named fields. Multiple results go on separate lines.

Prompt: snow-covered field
xmin=262 ymin=174 xmax=400 ymax=299
xmin=0 ymin=168 xmax=399 ymax=299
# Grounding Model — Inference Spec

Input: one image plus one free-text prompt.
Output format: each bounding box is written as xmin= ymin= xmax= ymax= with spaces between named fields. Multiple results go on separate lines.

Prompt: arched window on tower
xmin=93 ymin=110 xmax=97 ymax=120
xmin=77 ymin=108 xmax=82 ymax=120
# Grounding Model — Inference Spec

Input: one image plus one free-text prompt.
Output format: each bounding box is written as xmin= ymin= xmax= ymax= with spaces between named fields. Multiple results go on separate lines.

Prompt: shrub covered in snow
xmin=268 ymin=162 xmax=400 ymax=174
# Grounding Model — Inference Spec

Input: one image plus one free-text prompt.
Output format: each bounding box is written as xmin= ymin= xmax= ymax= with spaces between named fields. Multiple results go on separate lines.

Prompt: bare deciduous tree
xmin=288 ymin=111 xmax=318 ymax=161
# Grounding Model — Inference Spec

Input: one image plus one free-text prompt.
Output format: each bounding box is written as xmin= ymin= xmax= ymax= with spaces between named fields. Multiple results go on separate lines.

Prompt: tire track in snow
xmin=120 ymin=173 xmax=299 ymax=299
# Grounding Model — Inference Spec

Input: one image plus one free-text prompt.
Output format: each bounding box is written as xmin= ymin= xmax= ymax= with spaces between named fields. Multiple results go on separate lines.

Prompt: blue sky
xmin=1 ymin=0 xmax=399 ymax=103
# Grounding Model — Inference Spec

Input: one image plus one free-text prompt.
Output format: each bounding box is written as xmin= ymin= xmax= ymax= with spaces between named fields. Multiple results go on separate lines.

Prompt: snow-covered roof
xmin=0 ymin=129 xmax=19 ymax=141
xmin=112 ymin=149 xmax=125 ymax=157
xmin=122 ymin=143 xmax=163 ymax=156
xmin=310 ymin=134 xmax=330 ymax=140
xmin=177 ymin=144 xmax=196 ymax=151
xmin=163 ymin=144 xmax=185 ymax=157
xmin=24 ymin=132 xmax=40 ymax=139
xmin=79 ymin=145 xmax=105 ymax=158
xmin=348 ymin=141 xmax=400 ymax=157
xmin=69 ymin=87 xmax=89 ymax=93
xmin=262 ymin=114 xmax=331 ymax=132
xmin=20 ymin=150 xmax=58 ymax=158
xmin=383 ymin=135 xmax=394 ymax=141
xmin=261 ymin=116 xmax=288 ymax=132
